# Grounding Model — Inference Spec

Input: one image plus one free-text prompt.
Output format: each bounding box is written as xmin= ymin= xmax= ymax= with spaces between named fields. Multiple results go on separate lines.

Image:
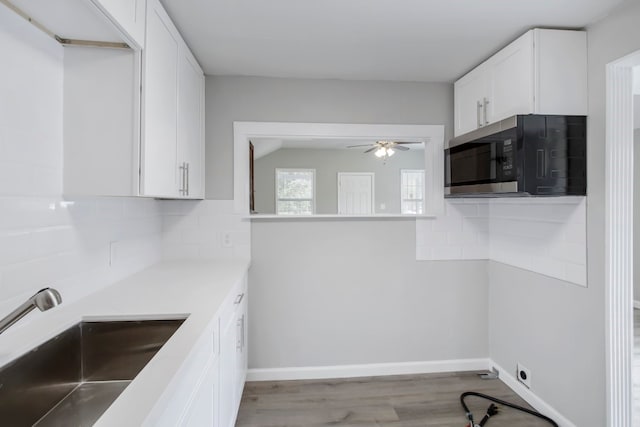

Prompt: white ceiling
xmin=160 ymin=0 xmax=622 ymax=82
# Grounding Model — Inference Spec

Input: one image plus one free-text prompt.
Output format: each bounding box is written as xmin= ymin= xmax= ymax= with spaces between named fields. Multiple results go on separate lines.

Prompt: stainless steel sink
xmin=0 ymin=319 xmax=185 ymax=426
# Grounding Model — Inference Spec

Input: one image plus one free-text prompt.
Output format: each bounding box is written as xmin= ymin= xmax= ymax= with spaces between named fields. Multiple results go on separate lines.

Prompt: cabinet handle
xmin=234 ymin=293 xmax=245 ymax=305
xmin=483 ymin=97 xmax=490 ymax=125
xmin=185 ymin=162 xmax=190 ymax=196
xmin=179 ymin=162 xmax=186 ymax=196
xmin=477 ymin=100 xmax=483 ymax=128
xmin=236 ymin=315 xmax=245 ymax=351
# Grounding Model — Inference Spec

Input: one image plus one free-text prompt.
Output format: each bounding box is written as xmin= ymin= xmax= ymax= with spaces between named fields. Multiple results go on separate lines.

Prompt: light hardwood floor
xmin=236 ymin=371 xmax=554 ymax=426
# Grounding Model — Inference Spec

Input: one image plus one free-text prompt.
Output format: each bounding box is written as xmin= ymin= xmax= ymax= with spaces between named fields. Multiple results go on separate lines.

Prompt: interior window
xmin=275 ymin=169 xmax=315 ymax=215
xmin=401 ymin=169 xmax=425 ymax=214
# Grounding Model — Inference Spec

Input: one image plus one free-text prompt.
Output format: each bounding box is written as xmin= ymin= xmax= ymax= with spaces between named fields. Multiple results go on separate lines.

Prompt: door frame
xmin=605 ymin=50 xmax=640 ymax=426
xmin=337 ymin=172 xmax=375 ymax=215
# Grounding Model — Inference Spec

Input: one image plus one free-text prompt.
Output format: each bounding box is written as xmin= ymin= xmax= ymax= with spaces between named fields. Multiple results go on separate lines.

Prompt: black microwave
xmin=444 ymin=115 xmax=587 ymax=197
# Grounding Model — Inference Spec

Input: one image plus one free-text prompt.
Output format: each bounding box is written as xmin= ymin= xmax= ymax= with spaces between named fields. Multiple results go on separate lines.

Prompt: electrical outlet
xmin=516 ymin=363 xmax=531 ymax=388
xmin=222 ymin=232 xmax=233 ymax=248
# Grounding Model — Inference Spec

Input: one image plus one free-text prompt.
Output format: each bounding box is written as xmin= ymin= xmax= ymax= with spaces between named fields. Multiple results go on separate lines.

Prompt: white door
xmin=338 ymin=173 xmax=374 ymax=215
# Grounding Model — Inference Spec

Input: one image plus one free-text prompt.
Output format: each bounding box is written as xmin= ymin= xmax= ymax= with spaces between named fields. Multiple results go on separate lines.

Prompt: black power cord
xmin=460 ymin=391 xmax=559 ymax=427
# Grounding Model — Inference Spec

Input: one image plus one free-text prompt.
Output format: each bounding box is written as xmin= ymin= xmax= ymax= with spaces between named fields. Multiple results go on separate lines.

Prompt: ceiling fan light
xmin=374 ymin=147 xmax=386 ymax=157
xmin=387 ymin=148 xmax=395 ymax=156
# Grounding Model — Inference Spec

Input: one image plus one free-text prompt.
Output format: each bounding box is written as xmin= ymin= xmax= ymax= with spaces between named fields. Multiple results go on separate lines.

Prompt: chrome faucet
xmin=0 ymin=288 xmax=62 ymax=335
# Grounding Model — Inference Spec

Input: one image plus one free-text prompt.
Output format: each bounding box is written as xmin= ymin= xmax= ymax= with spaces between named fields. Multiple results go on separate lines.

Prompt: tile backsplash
xmin=416 ymin=197 xmax=587 ymax=286
xmin=0 ymin=10 xmax=164 ymax=323
xmin=0 ymin=197 xmax=163 ymax=321
xmin=161 ymin=200 xmax=250 ymax=261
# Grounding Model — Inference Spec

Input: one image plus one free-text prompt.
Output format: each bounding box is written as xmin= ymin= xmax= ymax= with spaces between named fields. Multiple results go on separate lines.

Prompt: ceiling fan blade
xmin=393 ymin=145 xmax=410 ymax=151
xmin=364 ymin=146 xmax=378 ymax=153
xmin=347 ymin=144 xmax=376 ymax=148
xmin=393 ymin=141 xmax=422 ymax=145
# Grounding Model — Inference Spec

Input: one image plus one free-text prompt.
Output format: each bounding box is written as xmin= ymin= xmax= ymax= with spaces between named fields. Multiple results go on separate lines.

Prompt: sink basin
xmin=0 ymin=319 xmax=185 ymax=426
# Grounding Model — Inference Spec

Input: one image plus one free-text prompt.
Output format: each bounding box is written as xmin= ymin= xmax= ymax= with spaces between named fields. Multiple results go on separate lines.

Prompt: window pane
xmin=401 ymin=170 xmax=425 ymax=214
xmin=277 ymin=170 xmax=313 ymax=200
xmin=401 ymin=200 xmax=424 ymax=215
xmin=277 ymin=200 xmax=313 ymax=215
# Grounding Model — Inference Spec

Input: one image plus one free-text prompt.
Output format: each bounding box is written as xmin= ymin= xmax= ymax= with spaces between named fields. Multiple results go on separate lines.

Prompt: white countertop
xmin=0 ymin=258 xmax=250 ymax=426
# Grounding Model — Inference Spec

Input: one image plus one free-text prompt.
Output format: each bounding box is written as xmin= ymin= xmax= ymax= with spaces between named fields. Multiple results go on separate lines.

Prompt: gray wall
xmin=204 ymin=76 xmax=491 ymax=368
xmin=250 ymin=220 xmax=488 ymax=368
xmin=254 ymin=148 xmax=424 ymax=214
xmin=205 ymin=76 xmax=453 ymax=199
xmin=488 ymin=2 xmax=640 ymax=426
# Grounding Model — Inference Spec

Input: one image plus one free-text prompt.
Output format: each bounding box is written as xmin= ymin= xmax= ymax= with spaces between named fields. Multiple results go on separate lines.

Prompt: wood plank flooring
xmin=236 ymin=371 xmax=554 ymax=427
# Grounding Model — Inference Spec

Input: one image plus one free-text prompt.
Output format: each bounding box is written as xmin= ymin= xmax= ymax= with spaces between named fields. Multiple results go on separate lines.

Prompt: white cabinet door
xmin=454 ymin=66 xmax=488 ymax=137
xmin=234 ymin=290 xmax=248 ymax=405
xmin=141 ymin=0 xmax=179 ymax=197
xmin=486 ymin=31 xmax=534 ymax=124
xmin=180 ymin=358 xmax=220 ymax=427
xmin=219 ymin=309 xmax=237 ymax=427
xmin=177 ymin=48 xmax=205 ymax=199
xmin=91 ymin=0 xmax=146 ymax=48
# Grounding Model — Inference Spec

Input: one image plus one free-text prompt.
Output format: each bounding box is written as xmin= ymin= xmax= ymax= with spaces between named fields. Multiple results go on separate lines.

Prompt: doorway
xmin=337 ymin=173 xmax=375 ymax=215
xmin=606 ymin=51 xmax=640 ymax=426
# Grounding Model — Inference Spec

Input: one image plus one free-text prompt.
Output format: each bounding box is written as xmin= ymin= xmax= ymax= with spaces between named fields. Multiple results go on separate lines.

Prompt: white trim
xmin=605 ymin=50 xmax=640 ymax=427
xmin=491 ymin=361 xmax=576 ymax=427
xmin=246 ymin=358 xmax=491 ymax=382
xmin=233 ymin=122 xmax=445 ymax=216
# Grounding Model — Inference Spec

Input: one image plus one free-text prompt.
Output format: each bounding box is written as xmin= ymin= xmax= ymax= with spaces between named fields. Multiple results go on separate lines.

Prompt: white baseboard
xmin=634 ymin=300 xmax=640 ymax=309
xmin=490 ymin=361 xmax=576 ymax=427
xmin=246 ymin=358 xmax=491 ymax=382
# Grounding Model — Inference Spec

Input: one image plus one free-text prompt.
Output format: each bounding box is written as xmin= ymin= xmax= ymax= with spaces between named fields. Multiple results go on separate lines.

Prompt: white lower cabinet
xmin=180 ymin=358 xmax=220 ymax=427
xmin=153 ymin=276 xmax=248 ymax=427
xmin=219 ymin=276 xmax=248 ymax=427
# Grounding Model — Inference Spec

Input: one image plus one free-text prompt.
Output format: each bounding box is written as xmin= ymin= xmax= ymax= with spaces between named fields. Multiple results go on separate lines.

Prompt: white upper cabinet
xmin=141 ymin=0 xmax=205 ymax=199
xmin=454 ymin=29 xmax=587 ymax=137
xmin=141 ymin=0 xmax=180 ymax=198
xmin=177 ymin=47 xmax=206 ymax=199
xmin=486 ymin=30 xmax=534 ymax=125
xmin=62 ymin=0 xmax=205 ymax=199
xmin=454 ymin=66 xmax=488 ymax=135
xmin=90 ymin=0 xmax=147 ymax=48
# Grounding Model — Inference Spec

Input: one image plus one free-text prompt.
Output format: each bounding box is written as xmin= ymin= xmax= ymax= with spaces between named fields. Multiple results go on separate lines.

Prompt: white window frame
xmin=400 ymin=169 xmax=425 ymax=215
xmin=275 ymin=168 xmax=316 ymax=215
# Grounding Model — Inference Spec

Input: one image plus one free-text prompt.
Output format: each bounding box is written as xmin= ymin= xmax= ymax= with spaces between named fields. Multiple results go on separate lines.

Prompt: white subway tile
xmin=423 ymin=231 xmax=448 ymax=246
xmin=462 ymin=246 xmax=489 ymax=260
xmin=431 ymin=216 xmax=463 ymax=232
xmin=431 ymin=246 xmax=463 ymax=260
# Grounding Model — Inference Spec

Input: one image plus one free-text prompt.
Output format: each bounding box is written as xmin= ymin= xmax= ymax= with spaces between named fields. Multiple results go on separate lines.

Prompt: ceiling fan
xmin=347 ymin=140 xmax=422 ymax=159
